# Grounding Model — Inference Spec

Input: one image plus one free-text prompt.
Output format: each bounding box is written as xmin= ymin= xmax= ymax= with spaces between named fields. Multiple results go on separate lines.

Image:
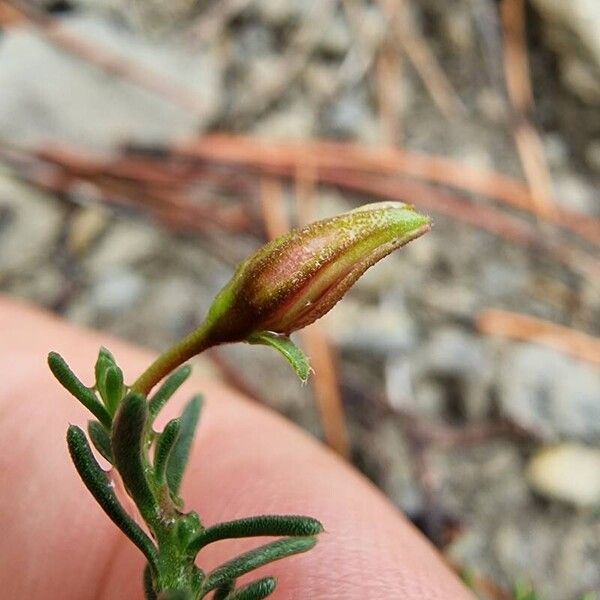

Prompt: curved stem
xmin=131 ymin=321 xmax=214 ymax=396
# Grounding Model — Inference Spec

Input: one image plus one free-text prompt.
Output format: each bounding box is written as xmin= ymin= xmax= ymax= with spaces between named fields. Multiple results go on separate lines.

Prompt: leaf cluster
xmin=49 ymin=349 xmax=323 ymax=599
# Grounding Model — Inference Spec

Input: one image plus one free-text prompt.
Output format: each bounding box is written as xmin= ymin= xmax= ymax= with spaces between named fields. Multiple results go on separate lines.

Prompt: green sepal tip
xmin=188 ymin=515 xmax=324 ymax=555
xmin=66 ymin=425 xmax=158 ymax=567
xmin=247 ymin=332 xmax=311 ymax=383
xmin=201 ymin=536 xmax=317 ymax=594
xmin=112 ymin=393 xmax=159 ymax=522
xmin=48 ymin=352 xmax=112 ymax=428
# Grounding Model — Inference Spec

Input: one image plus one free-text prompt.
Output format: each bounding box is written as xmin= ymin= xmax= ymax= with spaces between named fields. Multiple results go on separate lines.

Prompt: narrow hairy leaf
xmin=144 ymin=564 xmax=157 ymax=600
xmin=112 ymin=393 xmax=158 ymax=521
xmin=247 ymin=332 xmax=311 ymax=383
xmin=48 ymin=352 xmax=111 ymax=428
xmin=202 ymin=537 xmax=316 ymax=593
xmin=87 ymin=420 xmax=113 ymax=464
xmin=67 ymin=425 xmax=157 ymax=566
xmin=166 ymin=395 xmax=202 ymax=496
xmin=227 ymin=577 xmax=277 ymax=600
xmin=188 ymin=515 xmax=324 ymax=554
xmin=149 ymin=365 xmax=192 ymax=420
xmin=154 ymin=419 xmax=181 ymax=485
xmin=102 ymin=365 xmax=124 ymax=415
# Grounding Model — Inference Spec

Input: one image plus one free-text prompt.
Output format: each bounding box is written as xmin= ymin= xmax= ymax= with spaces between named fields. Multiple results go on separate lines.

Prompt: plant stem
xmin=132 ymin=321 xmax=214 ymax=396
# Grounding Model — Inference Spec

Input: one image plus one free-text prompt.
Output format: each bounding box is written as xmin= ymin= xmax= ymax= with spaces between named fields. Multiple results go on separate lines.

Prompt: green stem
xmin=131 ymin=321 xmax=214 ymax=396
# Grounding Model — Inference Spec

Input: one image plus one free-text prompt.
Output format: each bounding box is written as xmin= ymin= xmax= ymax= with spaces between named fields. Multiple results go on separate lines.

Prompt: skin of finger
xmin=0 ymin=297 xmax=473 ymax=599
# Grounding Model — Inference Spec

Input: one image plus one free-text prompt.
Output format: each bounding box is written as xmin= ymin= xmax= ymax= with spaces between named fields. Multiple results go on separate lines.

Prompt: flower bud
xmin=204 ymin=202 xmax=430 ymax=343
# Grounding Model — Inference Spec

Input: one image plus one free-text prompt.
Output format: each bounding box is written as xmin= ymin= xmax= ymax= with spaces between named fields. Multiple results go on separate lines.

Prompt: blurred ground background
xmin=0 ymin=0 xmax=599 ymax=598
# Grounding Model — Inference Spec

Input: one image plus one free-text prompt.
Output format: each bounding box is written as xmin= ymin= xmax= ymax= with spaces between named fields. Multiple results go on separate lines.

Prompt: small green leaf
xmin=227 ymin=577 xmax=277 ymax=600
xmin=188 ymin=515 xmax=324 ymax=554
xmin=166 ymin=395 xmax=202 ymax=497
xmin=112 ymin=393 xmax=158 ymax=522
xmin=202 ymin=536 xmax=317 ymax=593
xmin=149 ymin=365 xmax=192 ymax=420
xmin=87 ymin=420 xmax=113 ymax=464
xmin=48 ymin=352 xmax=111 ymax=428
xmin=67 ymin=425 xmax=157 ymax=566
xmin=102 ymin=365 xmax=124 ymax=415
xmin=247 ymin=332 xmax=311 ymax=383
xmin=154 ymin=419 xmax=181 ymax=485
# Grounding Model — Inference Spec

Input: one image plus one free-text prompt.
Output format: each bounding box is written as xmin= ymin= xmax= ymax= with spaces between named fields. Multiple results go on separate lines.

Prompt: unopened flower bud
xmin=204 ymin=202 xmax=431 ymax=343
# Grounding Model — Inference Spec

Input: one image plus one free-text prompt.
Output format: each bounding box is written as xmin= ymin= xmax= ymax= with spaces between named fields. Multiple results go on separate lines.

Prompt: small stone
xmin=408 ymin=327 xmax=493 ymax=420
xmin=254 ymin=0 xmax=307 ymax=25
xmin=146 ymin=276 xmax=203 ymax=337
xmin=368 ymin=420 xmax=422 ymax=514
xmin=584 ymin=139 xmax=600 ymax=172
xmin=318 ymin=18 xmax=352 ymax=57
xmin=560 ymin=56 xmax=600 ymax=104
xmin=442 ymin=7 xmax=474 ymax=52
xmin=322 ymin=297 xmax=417 ymax=354
xmin=304 ymin=63 xmax=339 ymax=99
xmin=90 ymin=267 xmax=145 ymax=313
xmin=354 ymin=6 xmax=387 ymax=48
xmin=552 ymin=171 xmax=597 ymax=214
xmin=9 ymin=268 xmax=68 ymax=307
xmin=531 ymin=0 xmax=600 ymax=71
xmin=237 ymin=23 xmax=275 ymax=57
xmin=498 ymin=344 xmax=600 ymax=440
xmin=527 ymin=444 xmax=600 ymax=507
xmin=543 ymin=133 xmax=569 ymax=168
xmin=385 ymin=356 xmax=414 ymax=412
xmin=421 ymin=282 xmax=479 ymax=319
xmin=422 ymin=327 xmax=489 ymax=376
xmin=67 ymin=205 xmax=111 ymax=256
xmin=253 ymin=98 xmax=316 ymax=140
xmin=476 ymin=88 xmax=507 ymax=123
xmin=323 ymin=89 xmax=378 ymax=140
xmin=0 ymin=176 xmax=64 ymax=274
xmin=84 ymin=220 xmax=163 ymax=276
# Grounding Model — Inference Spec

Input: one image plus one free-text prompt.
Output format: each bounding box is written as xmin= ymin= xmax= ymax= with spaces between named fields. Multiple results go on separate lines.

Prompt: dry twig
xmin=501 ymin=0 xmax=554 ymax=216
xmin=477 ymin=309 xmax=600 ymax=366
xmin=376 ymin=0 xmax=465 ymax=119
xmin=174 ymin=134 xmax=600 ymax=246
